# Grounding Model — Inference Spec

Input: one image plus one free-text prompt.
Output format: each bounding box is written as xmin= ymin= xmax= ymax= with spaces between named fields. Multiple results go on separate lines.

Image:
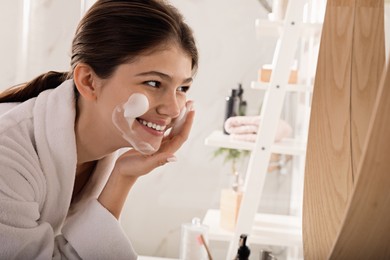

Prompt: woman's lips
xmin=136 ymin=118 xmax=166 ymax=136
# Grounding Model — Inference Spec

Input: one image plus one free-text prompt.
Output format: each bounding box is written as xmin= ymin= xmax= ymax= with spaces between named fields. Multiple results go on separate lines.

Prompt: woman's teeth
xmin=139 ymin=119 xmax=166 ymax=131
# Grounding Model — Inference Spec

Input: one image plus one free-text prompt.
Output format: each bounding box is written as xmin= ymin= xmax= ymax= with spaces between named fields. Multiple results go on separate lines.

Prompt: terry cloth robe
xmin=0 ymin=79 xmax=137 ymax=260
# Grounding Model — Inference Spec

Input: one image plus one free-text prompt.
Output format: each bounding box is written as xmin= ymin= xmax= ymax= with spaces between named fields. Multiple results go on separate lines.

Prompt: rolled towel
xmin=224 ymin=116 xmax=293 ymax=142
xmin=224 ymin=116 xmax=260 ymax=134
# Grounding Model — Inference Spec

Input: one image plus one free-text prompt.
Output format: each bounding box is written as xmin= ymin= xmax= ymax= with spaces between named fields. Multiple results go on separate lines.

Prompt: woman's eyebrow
xmin=135 ymin=71 xmax=193 ymax=84
xmin=182 ymin=77 xmax=193 ymax=84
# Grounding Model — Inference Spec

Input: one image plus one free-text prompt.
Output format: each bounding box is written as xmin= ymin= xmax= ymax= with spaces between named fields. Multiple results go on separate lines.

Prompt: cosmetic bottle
xmin=180 ymin=217 xmax=209 ymax=260
xmin=233 ymin=234 xmax=250 ymax=260
xmin=223 ymin=88 xmax=240 ymax=134
xmin=237 ymin=83 xmax=247 ymax=116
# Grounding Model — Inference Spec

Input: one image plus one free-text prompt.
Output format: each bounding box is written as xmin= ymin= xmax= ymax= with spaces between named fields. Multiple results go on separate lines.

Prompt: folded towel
xmin=224 ymin=116 xmax=293 ymax=142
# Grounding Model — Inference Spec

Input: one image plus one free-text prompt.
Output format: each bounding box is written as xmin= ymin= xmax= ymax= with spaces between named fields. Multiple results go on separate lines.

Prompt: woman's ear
xmin=73 ymin=63 xmax=99 ymax=101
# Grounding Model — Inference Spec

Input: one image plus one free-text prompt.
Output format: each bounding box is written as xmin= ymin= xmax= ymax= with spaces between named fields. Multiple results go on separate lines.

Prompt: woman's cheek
xmin=177 ymin=94 xmax=187 ymax=108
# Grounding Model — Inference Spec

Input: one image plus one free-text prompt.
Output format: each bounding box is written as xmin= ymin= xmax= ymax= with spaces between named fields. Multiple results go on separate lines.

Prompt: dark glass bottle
xmin=237 ymin=83 xmax=247 ymax=116
xmin=223 ymin=88 xmax=239 ymax=134
xmin=233 ymin=234 xmax=250 ymax=260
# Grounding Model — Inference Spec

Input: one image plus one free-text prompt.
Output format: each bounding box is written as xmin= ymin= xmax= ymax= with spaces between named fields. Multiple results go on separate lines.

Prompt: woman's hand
xmin=98 ymin=102 xmax=195 ymax=218
xmin=114 ymin=101 xmax=195 ymax=178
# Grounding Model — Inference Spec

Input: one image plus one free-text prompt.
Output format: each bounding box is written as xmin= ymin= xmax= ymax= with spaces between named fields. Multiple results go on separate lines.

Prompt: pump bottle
xmin=233 ymin=234 xmax=250 ymax=260
xmin=237 ymin=83 xmax=247 ymax=116
xmin=223 ymin=88 xmax=239 ymax=134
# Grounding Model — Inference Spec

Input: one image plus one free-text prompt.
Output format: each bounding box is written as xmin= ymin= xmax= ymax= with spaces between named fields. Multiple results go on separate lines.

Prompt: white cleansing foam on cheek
xmin=123 ymin=93 xmax=149 ymax=118
xmin=112 ymin=93 xmax=161 ymax=155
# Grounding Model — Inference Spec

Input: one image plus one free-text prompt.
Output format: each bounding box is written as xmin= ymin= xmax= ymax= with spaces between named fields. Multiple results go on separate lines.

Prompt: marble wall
xmin=0 ymin=0 xmax=80 ymax=88
xmin=0 ymin=0 xmax=23 ymax=88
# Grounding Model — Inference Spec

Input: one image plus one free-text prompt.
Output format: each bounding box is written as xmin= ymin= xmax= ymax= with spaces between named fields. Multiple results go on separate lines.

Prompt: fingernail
xmin=187 ymin=101 xmax=195 ymax=111
xmin=167 ymin=156 xmax=177 ymax=162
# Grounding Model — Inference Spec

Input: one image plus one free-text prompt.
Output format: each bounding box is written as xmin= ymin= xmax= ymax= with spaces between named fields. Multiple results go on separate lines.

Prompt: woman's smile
xmin=94 ymin=44 xmax=193 ymax=151
xmin=136 ymin=117 xmax=167 ymax=136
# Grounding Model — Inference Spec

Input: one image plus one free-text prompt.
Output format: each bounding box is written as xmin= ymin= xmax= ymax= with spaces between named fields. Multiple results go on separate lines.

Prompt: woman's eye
xmin=144 ymin=81 xmax=161 ymax=88
xmin=177 ymin=86 xmax=190 ymax=93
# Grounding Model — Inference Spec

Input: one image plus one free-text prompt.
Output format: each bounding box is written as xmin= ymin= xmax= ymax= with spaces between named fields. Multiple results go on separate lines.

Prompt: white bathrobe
xmin=0 ymin=80 xmax=137 ymax=259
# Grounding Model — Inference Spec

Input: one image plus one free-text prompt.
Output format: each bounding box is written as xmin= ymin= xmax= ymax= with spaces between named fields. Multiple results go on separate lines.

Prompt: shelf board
xmin=202 ymin=209 xmax=302 ymax=248
xmin=251 ymin=81 xmax=313 ymax=93
xmin=205 ymin=131 xmax=306 ymax=156
xmin=255 ymin=18 xmax=322 ymax=38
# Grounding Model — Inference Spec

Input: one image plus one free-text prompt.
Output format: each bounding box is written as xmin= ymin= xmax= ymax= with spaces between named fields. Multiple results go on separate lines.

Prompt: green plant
xmin=213 ymin=148 xmax=249 ymax=174
xmin=213 ymin=148 xmax=249 ymax=191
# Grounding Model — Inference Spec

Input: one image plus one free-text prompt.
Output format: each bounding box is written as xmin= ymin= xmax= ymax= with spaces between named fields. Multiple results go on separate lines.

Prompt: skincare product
xmin=233 ymin=234 xmax=250 ymax=260
xmin=237 ymin=83 xmax=247 ymax=116
xmin=259 ymin=64 xmax=298 ymax=84
xmin=180 ymin=218 xmax=209 ymax=260
xmin=220 ymin=189 xmax=243 ymax=231
xmin=224 ymin=88 xmax=240 ymax=134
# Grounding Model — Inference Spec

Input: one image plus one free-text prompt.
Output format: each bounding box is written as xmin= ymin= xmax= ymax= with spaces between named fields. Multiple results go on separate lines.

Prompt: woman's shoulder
xmin=0 ymin=102 xmax=19 ymax=115
xmin=0 ymin=100 xmax=43 ymax=201
xmin=0 ymin=99 xmax=36 ymax=136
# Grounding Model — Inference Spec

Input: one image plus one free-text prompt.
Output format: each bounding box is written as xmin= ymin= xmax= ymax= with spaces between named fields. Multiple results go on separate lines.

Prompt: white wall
xmin=0 ymin=0 xmax=23 ymax=88
xmin=0 ymin=0 xmax=80 ymax=88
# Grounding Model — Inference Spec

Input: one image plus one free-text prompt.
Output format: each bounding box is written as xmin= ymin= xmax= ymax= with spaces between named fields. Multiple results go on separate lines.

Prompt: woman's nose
xmin=156 ymin=92 xmax=181 ymax=118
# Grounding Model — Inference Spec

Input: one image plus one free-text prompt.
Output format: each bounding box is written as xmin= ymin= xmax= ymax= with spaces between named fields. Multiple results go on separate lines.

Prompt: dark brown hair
xmin=0 ymin=0 xmax=198 ymax=103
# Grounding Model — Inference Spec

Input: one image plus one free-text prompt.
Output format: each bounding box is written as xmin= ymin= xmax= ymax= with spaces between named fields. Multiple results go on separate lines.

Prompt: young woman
xmin=0 ymin=0 xmax=198 ymax=259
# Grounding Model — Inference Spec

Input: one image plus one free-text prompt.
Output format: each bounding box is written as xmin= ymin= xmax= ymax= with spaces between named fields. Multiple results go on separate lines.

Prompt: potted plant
xmin=213 ymin=148 xmax=249 ymax=192
xmin=213 ymin=148 xmax=249 ymax=231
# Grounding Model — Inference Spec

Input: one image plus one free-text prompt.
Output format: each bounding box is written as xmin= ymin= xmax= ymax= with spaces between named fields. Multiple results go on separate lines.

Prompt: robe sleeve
xmin=0 ymin=140 xmax=137 ymax=260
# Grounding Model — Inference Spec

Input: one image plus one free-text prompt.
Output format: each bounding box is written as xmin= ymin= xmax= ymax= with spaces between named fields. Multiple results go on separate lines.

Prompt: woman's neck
xmin=75 ymin=121 xmax=117 ymax=165
xmin=72 ymin=160 xmax=97 ymax=200
xmin=74 ymin=100 xmax=120 ymax=165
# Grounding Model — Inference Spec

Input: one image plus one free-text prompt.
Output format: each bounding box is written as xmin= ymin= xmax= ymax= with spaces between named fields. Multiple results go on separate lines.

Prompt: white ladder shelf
xmin=226 ymin=1 xmax=305 ymax=258
xmin=203 ymin=0 xmax=322 ymax=259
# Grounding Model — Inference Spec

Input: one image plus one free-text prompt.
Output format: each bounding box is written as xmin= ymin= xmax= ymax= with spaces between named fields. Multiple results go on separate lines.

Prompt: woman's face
xmin=95 ymin=44 xmax=193 ymax=149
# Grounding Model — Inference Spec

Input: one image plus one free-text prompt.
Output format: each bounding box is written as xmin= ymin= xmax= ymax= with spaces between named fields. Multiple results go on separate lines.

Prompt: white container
xmin=180 ymin=218 xmax=209 ymax=260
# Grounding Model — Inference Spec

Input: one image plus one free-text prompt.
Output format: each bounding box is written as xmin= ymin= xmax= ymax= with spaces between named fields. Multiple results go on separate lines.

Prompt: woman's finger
xmin=116 ymin=151 xmax=176 ymax=177
xmin=160 ymin=109 xmax=195 ymax=154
